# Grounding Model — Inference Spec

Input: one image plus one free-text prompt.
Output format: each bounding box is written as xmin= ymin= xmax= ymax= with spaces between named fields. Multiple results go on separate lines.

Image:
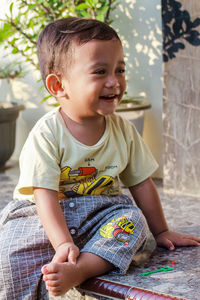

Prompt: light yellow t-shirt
xmin=14 ymin=107 xmax=158 ymax=202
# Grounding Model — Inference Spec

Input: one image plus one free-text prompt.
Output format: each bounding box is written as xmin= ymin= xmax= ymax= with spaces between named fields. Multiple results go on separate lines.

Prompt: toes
xmin=46 ymin=286 xmax=64 ymax=296
xmin=41 ymin=263 xmax=59 ymax=275
xmin=41 ymin=265 xmax=49 ymax=275
xmin=45 ymin=279 xmax=62 ymax=296
xmin=47 ymin=285 xmax=63 ymax=296
xmin=43 ymin=273 xmax=58 ymax=282
xmin=46 ymin=279 xmax=58 ymax=288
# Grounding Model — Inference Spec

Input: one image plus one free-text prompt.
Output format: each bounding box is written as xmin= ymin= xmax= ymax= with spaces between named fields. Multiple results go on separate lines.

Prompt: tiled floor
xmin=1 ymin=160 xmax=200 ymax=299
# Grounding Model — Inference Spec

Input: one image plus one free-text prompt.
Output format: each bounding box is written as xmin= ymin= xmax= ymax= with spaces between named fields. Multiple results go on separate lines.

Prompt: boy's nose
xmin=105 ymin=76 xmax=120 ymax=88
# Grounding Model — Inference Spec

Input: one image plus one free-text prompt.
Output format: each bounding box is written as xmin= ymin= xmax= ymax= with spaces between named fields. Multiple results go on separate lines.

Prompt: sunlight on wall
xmin=112 ymin=0 xmax=163 ymax=178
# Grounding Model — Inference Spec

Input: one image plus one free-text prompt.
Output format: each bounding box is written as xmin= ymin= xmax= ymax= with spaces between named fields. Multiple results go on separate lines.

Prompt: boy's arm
xmin=129 ymin=177 xmax=200 ymax=250
xmin=34 ymin=188 xmax=79 ymax=263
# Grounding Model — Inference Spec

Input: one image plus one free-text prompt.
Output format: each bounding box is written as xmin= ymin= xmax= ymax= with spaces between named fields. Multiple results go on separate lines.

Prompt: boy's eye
xmin=94 ymin=69 xmax=106 ymax=75
xmin=93 ymin=68 xmax=125 ymax=75
xmin=117 ymin=68 xmax=125 ymax=74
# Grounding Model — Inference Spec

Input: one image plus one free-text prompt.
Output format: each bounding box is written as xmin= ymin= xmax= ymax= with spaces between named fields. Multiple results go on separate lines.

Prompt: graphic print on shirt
xmin=99 ymin=216 xmax=135 ymax=245
xmin=59 ymin=166 xmax=114 ymax=198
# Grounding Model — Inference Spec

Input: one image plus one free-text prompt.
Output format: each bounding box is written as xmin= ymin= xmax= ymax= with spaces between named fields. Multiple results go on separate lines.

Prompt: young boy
xmin=0 ymin=17 xmax=200 ymax=299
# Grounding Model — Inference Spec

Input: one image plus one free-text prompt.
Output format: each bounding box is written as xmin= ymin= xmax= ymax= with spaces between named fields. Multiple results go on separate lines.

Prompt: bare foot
xmin=42 ymin=262 xmax=85 ymax=296
xmin=41 ymin=252 xmax=113 ymax=296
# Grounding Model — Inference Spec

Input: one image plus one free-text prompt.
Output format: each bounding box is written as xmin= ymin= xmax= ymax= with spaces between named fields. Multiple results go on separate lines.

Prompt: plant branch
xmin=71 ymin=0 xmax=78 ymax=16
xmin=0 ymin=72 xmax=22 ymax=80
xmin=21 ymin=0 xmax=44 ymax=19
xmin=10 ymin=20 xmax=37 ymax=46
xmin=89 ymin=7 xmax=96 ymax=19
xmin=8 ymin=41 xmax=39 ymax=69
xmin=105 ymin=0 xmax=113 ymax=23
xmin=41 ymin=3 xmax=57 ymax=20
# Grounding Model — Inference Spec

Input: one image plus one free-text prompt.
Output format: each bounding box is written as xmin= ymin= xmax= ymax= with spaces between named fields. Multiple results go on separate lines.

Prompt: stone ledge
xmin=78 ymin=278 xmax=184 ymax=299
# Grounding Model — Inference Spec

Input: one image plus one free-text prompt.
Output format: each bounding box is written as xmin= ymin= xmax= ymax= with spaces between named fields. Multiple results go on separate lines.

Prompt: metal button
xmin=70 ymin=228 xmax=77 ymax=235
xmin=68 ymin=201 xmax=76 ymax=209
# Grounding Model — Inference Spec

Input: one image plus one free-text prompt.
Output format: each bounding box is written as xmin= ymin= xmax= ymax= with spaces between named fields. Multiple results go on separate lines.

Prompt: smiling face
xmin=59 ymin=39 xmax=126 ymax=121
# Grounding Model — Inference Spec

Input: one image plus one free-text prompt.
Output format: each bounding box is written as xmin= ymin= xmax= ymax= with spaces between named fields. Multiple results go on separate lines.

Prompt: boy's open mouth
xmin=100 ymin=94 xmax=119 ymax=102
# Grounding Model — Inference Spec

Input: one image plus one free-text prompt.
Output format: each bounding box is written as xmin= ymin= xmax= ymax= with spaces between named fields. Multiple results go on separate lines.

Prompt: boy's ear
xmin=46 ymin=74 xmax=66 ymax=97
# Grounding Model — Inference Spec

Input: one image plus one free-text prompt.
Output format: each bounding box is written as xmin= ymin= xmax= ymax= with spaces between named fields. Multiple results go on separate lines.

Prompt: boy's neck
xmin=59 ymin=108 xmax=106 ymax=146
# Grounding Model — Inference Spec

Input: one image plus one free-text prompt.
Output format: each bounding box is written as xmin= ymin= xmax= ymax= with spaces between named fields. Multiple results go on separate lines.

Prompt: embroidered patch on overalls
xmin=99 ymin=216 xmax=135 ymax=245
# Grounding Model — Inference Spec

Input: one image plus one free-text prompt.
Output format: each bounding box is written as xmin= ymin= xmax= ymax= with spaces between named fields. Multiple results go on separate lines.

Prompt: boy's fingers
xmin=68 ymin=253 xmax=77 ymax=264
xmin=185 ymin=235 xmax=200 ymax=243
xmin=52 ymin=251 xmax=68 ymax=263
xmin=175 ymin=238 xmax=200 ymax=247
xmin=156 ymin=237 xmax=175 ymax=251
xmin=164 ymin=240 xmax=175 ymax=251
xmin=68 ymin=248 xmax=79 ymax=264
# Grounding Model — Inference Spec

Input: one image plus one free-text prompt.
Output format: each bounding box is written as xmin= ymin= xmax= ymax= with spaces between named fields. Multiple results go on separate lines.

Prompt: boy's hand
xmin=155 ymin=230 xmax=200 ymax=250
xmin=52 ymin=242 xmax=80 ymax=264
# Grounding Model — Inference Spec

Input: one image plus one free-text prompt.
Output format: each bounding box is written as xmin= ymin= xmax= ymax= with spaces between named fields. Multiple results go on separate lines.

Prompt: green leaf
xmin=76 ymin=3 xmax=90 ymax=10
xmin=12 ymin=47 xmax=19 ymax=54
xmin=15 ymin=15 xmax=21 ymax=24
xmin=9 ymin=38 xmax=19 ymax=45
xmin=77 ymin=10 xmax=91 ymax=18
xmin=27 ymin=4 xmax=37 ymax=10
xmin=97 ymin=6 xmax=108 ymax=14
xmin=0 ymin=23 xmax=15 ymax=43
xmin=86 ymin=0 xmax=93 ymax=8
xmin=41 ymin=95 xmax=52 ymax=102
xmin=93 ymin=0 xmax=99 ymax=6
xmin=96 ymin=14 xmax=104 ymax=22
xmin=24 ymin=45 xmax=31 ymax=52
xmin=9 ymin=2 xmax=14 ymax=15
xmin=28 ymin=19 xmax=34 ymax=29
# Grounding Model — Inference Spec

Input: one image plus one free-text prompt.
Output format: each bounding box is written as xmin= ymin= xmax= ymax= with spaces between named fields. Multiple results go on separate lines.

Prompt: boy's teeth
xmin=104 ymin=95 xmax=115 ymax=98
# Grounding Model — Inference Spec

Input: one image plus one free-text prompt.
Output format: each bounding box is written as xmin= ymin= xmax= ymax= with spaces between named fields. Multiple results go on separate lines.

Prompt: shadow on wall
xmin=162 ymin=0 xmax=200 ymax=62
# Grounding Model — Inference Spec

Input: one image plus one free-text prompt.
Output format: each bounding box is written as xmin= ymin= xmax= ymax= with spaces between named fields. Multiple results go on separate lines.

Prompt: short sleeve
xmin=119 ymin=121 xmax=158 ymax=186
xmin=16 ymin=123 xmax=61 ymax=196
